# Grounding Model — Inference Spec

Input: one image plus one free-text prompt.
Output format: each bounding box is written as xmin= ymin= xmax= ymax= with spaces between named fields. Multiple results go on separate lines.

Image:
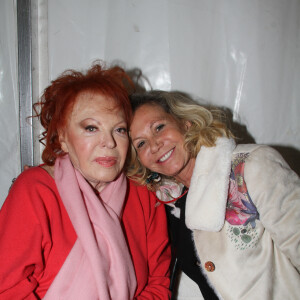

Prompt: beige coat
xmin=182 ymin=138 xmax=300 ymax=300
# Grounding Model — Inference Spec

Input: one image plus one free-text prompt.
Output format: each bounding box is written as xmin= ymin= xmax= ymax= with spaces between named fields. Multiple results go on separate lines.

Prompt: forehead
xmin=131 ymin=103 xmax=178 ymax=136
xmin=67 ymin=92 xmax=126 ymax=125
xmin=72 ymin=91 xmax=118 ymax=113
xmin=63 ymin=91 xmax=126 ymax=128
xmin=134 ymin=103 xmax=168 ymax=120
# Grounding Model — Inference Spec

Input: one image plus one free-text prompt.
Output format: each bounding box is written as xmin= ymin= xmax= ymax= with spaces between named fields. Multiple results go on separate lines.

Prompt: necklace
xmin=156 ymin=188 xmax=189 ymax=204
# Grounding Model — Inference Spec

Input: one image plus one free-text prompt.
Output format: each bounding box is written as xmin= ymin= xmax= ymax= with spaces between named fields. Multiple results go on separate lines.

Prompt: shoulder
xmin=127 ymin=179 xmax=156 ymax=202
xmin=233 ymin=144 xmax=283 ymax=160
xmin=11 ymin=166 xmax=55 ymax=188
xmin=124 ymin=179 xmax=160 ymax=221
xmin=232 ymin=144 xmax=300 ymax=202
xmin=9 ymin=166 xmax=57 ymax=198
xmin=5 ymin=166 xmax=59 ymax=214
xmin=233 ymin=144 xmax=293 ymax=175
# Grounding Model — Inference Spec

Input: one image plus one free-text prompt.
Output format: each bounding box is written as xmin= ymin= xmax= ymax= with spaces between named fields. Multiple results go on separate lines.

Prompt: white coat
xmin=174 ymin=138 xmax=300 ymax=300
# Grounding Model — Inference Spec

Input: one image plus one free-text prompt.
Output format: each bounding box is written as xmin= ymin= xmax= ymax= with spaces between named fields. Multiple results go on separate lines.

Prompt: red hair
xmin=34 ymin=62 xmax=133 ymax=165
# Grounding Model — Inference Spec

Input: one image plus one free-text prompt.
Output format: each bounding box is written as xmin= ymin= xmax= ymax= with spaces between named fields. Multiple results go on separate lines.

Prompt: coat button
xmin=205 ymin=261 xmax=215 ymax=272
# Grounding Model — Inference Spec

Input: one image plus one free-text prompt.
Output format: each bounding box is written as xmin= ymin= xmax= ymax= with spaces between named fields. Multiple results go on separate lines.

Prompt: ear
xmin=58 ymin=130 xmax=69 ymax=153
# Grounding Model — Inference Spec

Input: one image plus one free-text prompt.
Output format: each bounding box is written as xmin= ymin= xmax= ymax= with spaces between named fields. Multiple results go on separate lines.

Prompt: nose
xmin=149 ymin=137 xmax=163 ymax=154
xmin=100 ymin=132 xmax=116 ymax=149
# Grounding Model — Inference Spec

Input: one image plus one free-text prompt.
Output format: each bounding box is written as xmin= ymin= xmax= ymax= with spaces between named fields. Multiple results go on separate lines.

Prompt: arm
xmin=0 ymin=170 xmax=44 ymax=299
xmin=139 ymin=193 xmax=171 ymax=300
xmin=123 ymin=181 xmax=171 ymax=299
xmin=244 ymin=146 xmax=300 ymax=271
xmin=0 ymin=167 xmax=76 ymax=299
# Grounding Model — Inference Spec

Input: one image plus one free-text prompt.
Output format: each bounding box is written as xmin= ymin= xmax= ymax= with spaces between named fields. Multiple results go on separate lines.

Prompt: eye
xmin=156 ymin=124 xmax=165 ymax=132
xmin=116 ymin=127 xmax=128 ymax=135
xmin=136 ymin=141 xmax=145 ymax=149
xmin=85 ymin=125 xmax=97 ymax=132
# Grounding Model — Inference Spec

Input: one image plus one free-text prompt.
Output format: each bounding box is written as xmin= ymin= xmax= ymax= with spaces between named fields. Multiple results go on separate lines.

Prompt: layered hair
xmin=127 ymin=90 xmax=233 ymax=188
xmin=34 ymin=62 xmax=133 ymax=165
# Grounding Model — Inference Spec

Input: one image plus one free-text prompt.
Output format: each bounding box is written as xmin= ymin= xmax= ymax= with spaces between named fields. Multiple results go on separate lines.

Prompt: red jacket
xmin=0 ymin=167 xmax=171 ymax=299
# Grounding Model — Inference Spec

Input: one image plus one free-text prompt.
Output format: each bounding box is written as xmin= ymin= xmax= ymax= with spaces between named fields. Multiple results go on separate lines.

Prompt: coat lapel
xmin=185 ymin=138 xmax=235 ymax=232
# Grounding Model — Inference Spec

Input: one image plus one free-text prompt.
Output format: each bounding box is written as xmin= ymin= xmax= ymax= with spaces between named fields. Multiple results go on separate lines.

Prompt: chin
xmin=83 ymin=170 xmax=121 ymax=187
xmin=98 ymin=171 xmax=122 ymax=183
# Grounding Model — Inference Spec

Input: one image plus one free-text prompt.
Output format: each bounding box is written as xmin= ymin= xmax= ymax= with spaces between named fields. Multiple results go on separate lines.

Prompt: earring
xmin=146 ymin=172 xmax=161 ymax=184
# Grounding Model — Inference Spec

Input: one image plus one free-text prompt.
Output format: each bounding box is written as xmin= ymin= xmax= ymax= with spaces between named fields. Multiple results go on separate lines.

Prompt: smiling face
xmin=130 ymin=104 xmax=195 ymax=186
xmin=59 ymin=92 xmax=129 ymax=191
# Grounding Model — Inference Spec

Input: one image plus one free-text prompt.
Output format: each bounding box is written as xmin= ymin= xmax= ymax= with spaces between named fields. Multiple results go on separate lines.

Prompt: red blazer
xmin=0 ymin=167 xmax=171 ymax=299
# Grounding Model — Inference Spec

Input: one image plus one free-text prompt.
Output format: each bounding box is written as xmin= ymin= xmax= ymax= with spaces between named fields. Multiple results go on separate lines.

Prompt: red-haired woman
xmin=0 ymin=64 xmax=171 ymax=299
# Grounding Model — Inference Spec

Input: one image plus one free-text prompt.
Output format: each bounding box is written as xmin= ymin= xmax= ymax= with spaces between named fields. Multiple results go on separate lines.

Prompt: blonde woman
xmin=128 ymin=90 xmax=300 ymax=300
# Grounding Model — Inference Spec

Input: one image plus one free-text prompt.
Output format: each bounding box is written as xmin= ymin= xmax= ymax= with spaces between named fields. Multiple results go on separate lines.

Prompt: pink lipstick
xmin=95 ymin=157 xmax=117 ymax=167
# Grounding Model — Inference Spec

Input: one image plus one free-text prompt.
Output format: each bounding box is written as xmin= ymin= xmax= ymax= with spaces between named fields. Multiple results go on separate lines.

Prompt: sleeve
xmin=124 ymin=181 xmax=171 ymax=300
xmin=244 ymin=146 xmax=300 ymax=271
xmin=137 ymin=192 xmax=171 ymax=300
xmin=0 ymin=171 xmax=48 ymax=299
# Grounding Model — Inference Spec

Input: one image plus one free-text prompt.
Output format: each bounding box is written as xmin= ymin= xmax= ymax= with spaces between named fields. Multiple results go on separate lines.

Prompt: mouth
xmin=95 ymin=156 xmax=117 ymax=167
xmin=158 ymin=148 xmax=174 ymax=163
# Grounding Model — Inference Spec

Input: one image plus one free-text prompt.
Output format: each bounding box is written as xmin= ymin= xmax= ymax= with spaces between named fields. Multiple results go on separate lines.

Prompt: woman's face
xmin=130 ymin=104 xmax=195 ymax=184
xmin=59 ymin=92 xmax=129 ymax=191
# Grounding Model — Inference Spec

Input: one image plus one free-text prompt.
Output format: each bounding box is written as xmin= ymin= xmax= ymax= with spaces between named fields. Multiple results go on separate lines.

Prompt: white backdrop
xmin=1 ymin=0 xmax=300 ymax=206
xmin=0 ymin=0 xmax=19 ymax=206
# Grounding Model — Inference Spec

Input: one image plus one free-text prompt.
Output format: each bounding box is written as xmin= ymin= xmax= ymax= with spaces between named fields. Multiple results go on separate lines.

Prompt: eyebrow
xmin=131 ymin=135 xmax=142 ymax=143
xmin=80 ymin=118 xmax=101 ymax=123
xmin=130 ymin=118 xmax=166 ymax=142
xmin=81 ymin=118 xmax=126 ymax=127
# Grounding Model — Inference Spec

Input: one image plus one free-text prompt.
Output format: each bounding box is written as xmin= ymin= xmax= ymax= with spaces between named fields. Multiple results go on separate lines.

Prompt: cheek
xmin=67 ymin=137 xmax=93 ymax=162
xmin=137 ymin=150 xmax=151 ymax=167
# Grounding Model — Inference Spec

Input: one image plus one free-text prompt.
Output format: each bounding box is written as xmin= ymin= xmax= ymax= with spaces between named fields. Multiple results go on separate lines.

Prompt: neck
xmin=94 ymin=181 xmax=108 ymax=193
xmin=174 ymin=157 xmax=196 ymax=188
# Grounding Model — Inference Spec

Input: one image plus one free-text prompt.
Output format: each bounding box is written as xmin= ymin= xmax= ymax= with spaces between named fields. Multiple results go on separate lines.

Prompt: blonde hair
xmin=126 ymin=90 xmax=233 ymax=189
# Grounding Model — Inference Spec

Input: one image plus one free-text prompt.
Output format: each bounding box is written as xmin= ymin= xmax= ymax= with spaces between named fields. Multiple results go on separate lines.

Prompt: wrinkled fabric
xmin=44 ymin=155 xmax=136 ymax=300
xmin=187 ymin=140 xmax=300 ymax=299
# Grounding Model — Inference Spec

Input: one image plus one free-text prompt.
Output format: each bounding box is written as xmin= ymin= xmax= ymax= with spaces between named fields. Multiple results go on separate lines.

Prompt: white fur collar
xmin=185 ymin=138 xmax=236 ymax=232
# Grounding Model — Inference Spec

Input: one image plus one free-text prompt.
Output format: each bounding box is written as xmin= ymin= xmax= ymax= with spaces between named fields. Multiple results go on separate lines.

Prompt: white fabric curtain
xmin=1 ymin=0 xmax=299 ymax=206
xmin=0 ymin=0 xmax=19 ymax=206
xmin=48 ymin=0 xmax=300 ymax=148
